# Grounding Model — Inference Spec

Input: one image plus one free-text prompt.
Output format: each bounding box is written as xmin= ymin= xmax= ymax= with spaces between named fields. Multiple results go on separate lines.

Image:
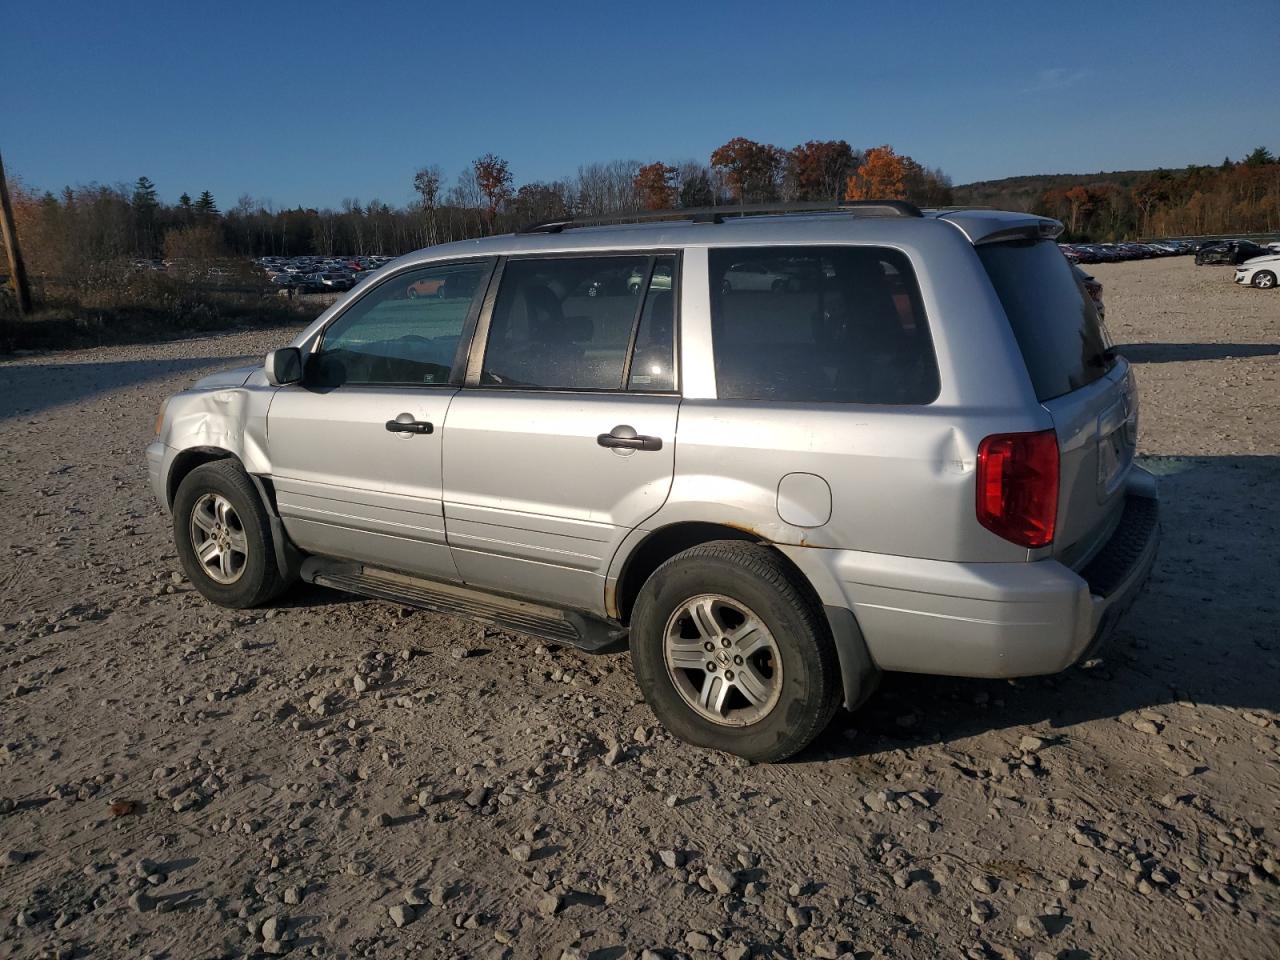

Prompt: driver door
xmin=266 ymin=258 xmax=494 ymax=581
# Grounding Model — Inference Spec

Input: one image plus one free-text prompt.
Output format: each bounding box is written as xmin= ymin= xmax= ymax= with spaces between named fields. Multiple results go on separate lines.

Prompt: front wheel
xmin=630 ymin=541 xmax=841 ymax=762
xmin=173 ymin=459 xmax=290 ymax=608
xmin=1253 ymin=270 xmax=1276 ymax=289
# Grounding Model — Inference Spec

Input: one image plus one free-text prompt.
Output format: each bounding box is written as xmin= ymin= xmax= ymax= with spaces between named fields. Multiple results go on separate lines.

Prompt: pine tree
xmin=132 ymin=176 xmax=158 ymax=212
xmin=194 ymin=190 xmax=218 ymax=216
xmin=178 ymin=193 xmax=192 ymax=209
xmin=1243 ymin=146 xmax=1275 ymax=167
xmin=132 ymin=176 xmax=160 ymax=257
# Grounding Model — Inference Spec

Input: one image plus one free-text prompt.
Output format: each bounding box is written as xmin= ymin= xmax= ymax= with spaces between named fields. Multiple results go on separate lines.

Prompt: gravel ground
xmin=0 ymin=256 xmax=1277 ymax=960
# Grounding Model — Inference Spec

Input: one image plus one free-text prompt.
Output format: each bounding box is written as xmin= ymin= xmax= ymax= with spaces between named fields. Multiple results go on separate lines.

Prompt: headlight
xmin=154 ymin=400 xmax=168 ymax=435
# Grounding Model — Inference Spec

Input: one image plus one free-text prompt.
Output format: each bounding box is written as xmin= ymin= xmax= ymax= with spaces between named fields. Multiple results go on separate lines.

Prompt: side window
xmin=482 ymin=255 xmax=676 ymax=391
xmin=708 ymin=246 xmax=939 ymax=404
xmin=310 ymin=261 xmax=488 ymax=388
xmin=627 ymin=258 xmax=676 ymax=391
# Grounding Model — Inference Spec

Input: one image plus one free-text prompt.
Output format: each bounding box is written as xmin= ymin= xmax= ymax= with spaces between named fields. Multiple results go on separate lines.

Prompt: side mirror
xmin=265 ymin=347 xmax=303 ymax=386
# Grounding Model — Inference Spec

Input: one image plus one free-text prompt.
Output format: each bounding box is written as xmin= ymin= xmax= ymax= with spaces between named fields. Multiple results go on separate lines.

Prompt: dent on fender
xmin=166 ymin=388 xmax=275 ymax=474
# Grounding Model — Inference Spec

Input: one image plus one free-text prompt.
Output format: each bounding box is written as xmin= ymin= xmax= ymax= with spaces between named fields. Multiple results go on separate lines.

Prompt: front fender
xmin=159 ymin=383 xmax=275 ymax=477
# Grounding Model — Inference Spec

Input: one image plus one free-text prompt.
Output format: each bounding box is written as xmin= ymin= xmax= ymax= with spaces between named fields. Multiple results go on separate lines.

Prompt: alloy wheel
xmin=188 ymin=493 xmax=248 ymax=584
xmin=662 ymin=594 xmax=783 ymax=727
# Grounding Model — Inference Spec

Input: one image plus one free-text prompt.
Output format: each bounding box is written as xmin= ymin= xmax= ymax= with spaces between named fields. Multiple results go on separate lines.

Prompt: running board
xmin=300 ymin=558 xmax=625 ymax=652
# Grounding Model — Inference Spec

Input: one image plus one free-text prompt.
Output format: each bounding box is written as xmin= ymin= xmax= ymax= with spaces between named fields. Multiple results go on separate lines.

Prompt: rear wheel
xmin=1253 ymin=271 xmax=1276 ymax=289
xmin=173 ymin=459 xmax=289 ymax=608
xmin=630 ymin=541 xmax=841 ymax=762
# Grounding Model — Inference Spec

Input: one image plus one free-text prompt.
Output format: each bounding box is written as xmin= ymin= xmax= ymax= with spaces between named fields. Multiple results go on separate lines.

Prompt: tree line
xmin=9 ymin=143 xmax=1277 ymax=286
xmin=5 ymin=141 xmax=952 ymax=275
xmin=961 ymin=147 xmax=1280 ymax=241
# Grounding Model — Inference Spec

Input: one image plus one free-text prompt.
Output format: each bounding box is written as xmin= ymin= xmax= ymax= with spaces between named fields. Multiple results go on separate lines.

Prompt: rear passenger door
xmin=442 ymin=253 xmax=680 ymax=614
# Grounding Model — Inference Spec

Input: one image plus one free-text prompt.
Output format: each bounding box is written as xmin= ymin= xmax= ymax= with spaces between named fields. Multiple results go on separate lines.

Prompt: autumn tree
xmin=844 ymin=145 xmax=908 ymax=201
xmin=472 ymin=153 xmax=512 ymax=233
xmin=1063 ymin=185 xmax=1093 ymax=236
xmin=412 ymin=164 xmax=443 ymax=244
xmin=163 ymin=222 xmax=226 ymax=262
xmin=784 ymin=140 xmax=855 ymax=202
xmin=710 ymin=138 xmax=784 ymax=202
xmin=633 ymin=162 xmax=677 ymax=209
xmin=1131 ymin=174 xmax=1170 ymax=236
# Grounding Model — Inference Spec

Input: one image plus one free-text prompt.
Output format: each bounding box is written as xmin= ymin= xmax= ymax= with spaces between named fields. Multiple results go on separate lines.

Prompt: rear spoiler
xmin=935 ymin=211 xmax=1064 ymax=244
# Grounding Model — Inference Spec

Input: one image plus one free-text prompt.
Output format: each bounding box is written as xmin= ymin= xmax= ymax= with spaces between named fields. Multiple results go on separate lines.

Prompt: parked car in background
xmin=722 ymin=260 xmax=791 ymax=291
xmin=295 ymin=274 xmax=327 ymax=293
xmin=1234 ymin=254 xmax=1279 ymax=289
xmin=319 ymin=273 xmax=355 ymax=291
xmin=1196 ymin=240 xmax=1267 ymax=265
xmin=407 ymin=276 xmax=447 ymax=298
xmin=148 ymin=202 xmax=1158 ymax=762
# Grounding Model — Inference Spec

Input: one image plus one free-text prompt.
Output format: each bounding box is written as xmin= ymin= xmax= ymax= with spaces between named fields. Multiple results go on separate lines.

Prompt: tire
xmin=407 ymin=287 xmax=419 ymax=299
xmin=172 ymin=459 xmax=289 ymax=609
xmin=1253 ymin=271 xmax=1276 ymax=289
xmin=629 ymin=541 xmax=841 ymax=762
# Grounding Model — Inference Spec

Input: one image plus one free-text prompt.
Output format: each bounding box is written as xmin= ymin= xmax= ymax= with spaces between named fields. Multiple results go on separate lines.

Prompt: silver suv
xmin=147 ymin=201 xmax=1159 ymax=762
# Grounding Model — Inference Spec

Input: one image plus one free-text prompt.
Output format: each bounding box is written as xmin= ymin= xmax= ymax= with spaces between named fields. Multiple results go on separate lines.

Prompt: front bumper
xmin=1235 ymin=270 xmax=1249 ymax=285
xmin=146 ymin=440 xmax=172 ymax=515
xmin=782 ymin=468 xmax=1160 ymax=679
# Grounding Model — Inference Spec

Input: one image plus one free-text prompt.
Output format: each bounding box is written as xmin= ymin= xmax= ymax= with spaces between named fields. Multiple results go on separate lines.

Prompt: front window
xmin=310 ymin=261 xmax=489 ymax=387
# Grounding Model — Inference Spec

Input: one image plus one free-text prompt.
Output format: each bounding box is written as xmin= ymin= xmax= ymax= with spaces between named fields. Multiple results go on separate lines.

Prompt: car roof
xmin=389 ymin=208 xmax=1060 ymax=268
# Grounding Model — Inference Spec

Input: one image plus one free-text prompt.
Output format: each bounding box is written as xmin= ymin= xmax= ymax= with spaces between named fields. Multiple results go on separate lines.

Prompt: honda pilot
xmin=147 ymin=201 xmax=1159 ymax=761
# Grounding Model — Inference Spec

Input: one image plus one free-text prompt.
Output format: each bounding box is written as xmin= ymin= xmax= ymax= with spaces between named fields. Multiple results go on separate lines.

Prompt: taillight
xmin=976 ymin=430 xmax=1059 ymax=548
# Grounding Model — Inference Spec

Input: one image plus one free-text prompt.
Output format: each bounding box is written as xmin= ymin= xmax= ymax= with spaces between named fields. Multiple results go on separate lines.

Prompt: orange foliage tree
xmin=633 ymin=162 xmax=677 ymax=209
xmin=845 ymin=145 xmax=907 ymax=201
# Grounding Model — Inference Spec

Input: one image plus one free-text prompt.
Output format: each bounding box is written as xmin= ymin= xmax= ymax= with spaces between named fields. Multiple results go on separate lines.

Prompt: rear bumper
xmin=782 ymin=467 xmax=1160 ymax=679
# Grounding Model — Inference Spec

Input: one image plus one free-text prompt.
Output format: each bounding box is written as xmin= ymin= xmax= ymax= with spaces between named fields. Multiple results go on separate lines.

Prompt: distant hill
xmin=953 ymin=169 xmax=1179 ymax=212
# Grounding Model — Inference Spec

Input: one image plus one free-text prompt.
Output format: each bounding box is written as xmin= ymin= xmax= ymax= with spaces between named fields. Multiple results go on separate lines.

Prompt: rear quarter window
xmin=978 ymin=239 xmax=1113 ymax=401
xmin=708 ymin=246 xmax=939 ymax=404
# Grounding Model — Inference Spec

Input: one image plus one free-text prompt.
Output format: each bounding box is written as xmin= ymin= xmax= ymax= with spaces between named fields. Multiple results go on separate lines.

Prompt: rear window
xmin=978 ymin=239 xmax=1112 ymax=401
xmin=708 ymin=246 xmax=939 ymax=404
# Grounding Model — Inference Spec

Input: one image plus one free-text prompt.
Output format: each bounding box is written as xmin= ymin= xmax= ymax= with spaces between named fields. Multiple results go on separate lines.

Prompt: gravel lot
xmin=1 ymin=257 xmax=1277 ymax=960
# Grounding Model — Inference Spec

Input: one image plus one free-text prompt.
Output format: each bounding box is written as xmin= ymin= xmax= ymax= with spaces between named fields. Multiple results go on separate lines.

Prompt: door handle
xmin=597 ymin=424 xmax=662 ymax=451
xmin=385 ymin=417 xmax=434 ymax=435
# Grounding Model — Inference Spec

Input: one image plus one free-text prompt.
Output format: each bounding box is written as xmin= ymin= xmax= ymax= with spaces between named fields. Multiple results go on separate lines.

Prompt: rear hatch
xmin=978 ymin=238 xmax=1136 ymax=567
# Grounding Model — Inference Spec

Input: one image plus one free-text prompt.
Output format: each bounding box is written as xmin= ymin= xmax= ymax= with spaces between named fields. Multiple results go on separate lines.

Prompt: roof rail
xmin=518 ymin=199 xmax=923 ymax=235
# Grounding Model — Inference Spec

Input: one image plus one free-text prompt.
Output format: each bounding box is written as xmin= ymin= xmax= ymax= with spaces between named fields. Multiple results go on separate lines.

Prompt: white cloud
xmin=1025 ymin=67 xmax=1091 ymax=93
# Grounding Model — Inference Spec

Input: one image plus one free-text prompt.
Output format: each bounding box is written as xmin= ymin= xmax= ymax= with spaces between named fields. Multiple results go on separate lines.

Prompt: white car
xmin=1234 ymin=255 xmax=1279 ymax=289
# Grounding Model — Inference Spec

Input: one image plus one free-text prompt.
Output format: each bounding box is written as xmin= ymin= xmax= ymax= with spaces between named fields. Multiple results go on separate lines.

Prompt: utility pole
xmin=0 ymin=151 xmax=33 ymax=315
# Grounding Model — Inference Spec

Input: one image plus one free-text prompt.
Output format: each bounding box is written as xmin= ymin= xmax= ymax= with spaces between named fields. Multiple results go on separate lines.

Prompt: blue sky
xmin=5 ymin=0 xmax=1276 ymax=209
